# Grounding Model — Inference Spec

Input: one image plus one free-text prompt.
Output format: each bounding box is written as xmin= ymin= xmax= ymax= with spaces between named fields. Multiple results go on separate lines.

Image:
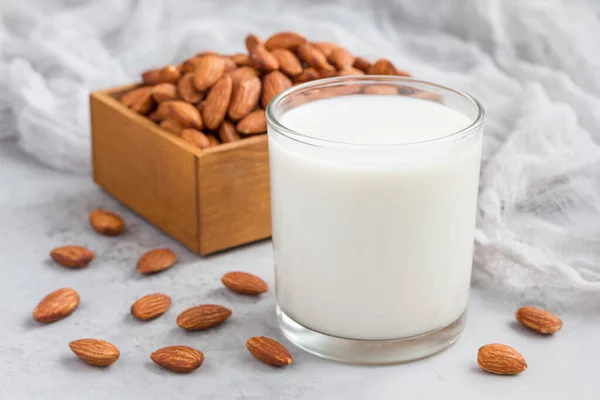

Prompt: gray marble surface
xmin=0 ymin=139 xmax=597 ymax=399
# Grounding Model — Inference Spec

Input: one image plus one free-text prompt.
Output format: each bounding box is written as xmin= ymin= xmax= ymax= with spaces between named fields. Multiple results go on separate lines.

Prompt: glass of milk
xmin=266 ymin=76 xmax=484 ymax=364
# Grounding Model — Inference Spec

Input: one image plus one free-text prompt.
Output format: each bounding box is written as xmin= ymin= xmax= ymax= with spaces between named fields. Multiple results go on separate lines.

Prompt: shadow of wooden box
xmin=90 ymin=84 xmax=271 ymax=255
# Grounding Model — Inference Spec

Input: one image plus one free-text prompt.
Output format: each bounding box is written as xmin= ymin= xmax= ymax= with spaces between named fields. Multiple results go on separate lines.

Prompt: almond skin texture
xmin=250 ymin=45 xmax=279 ymax=72
xmin=228 ymin=66 xmax=261 ymax=83
xmin=142 ymin=68 xmax=161 ymax=85
xmin=131 ymin=293 xmax=171 ymax=321
xmin=50 ymin=245 xmax=95 ymax=268
xmin=137 ymin=248 xmax=177 ymax=274
xmin=264 ymin=32 xmax=307 ymax=51
xmin=236 ymin=109 xmax=267 ymax=135
xmin=69 ymin=339 xmax=120 ymax=367
xmin=160 ymin=118 xmax=184 ymax=135
xmin=151 ymin=346 xmax=204 ymax=373
xmin=222 ymin=271 xmax=269 ymax=295
xmin=151 ymin=101 xmax=174 ymax=122
xmin=311 ymin=41 xmax=338 ymax=58
xmin=262 ymin=71 xmax=292 ymax=109
xmin=177 ymin=73 xmax=205 ymax=103
xmin=158 ymin=65 xmax=181 ymax=84
xmin=222 ymin=56 xmax=237 ymax=72
xmin=121 ymin=86 xmax=155 ymax=115
xmin=246 ymin=337 xmax=293 ymax=367
xmin=193 ymin=55 xmax=226 ymax=91
xmin=202 ymin=75 xmax=233 ymax=130
xmin=272 ymin=48 xmax=303 ymax=77
xmin=293 ymin=68 xmax=320 ymax=84
xmin=297 ymin=43 xmax=333 ymax=70
xmin=477 ymin=344 xmax=527 ymax=375
xmin=151 ymin=83 xmax=178 ymax=102
xmin=181 ymin=129 xmax=211 ymax=149
xmin=33 ymin=288 xmax=80 ymax=323
xmin=168 ymin=101 xmax=204 ymax=129
xmin=515 ymin=306 xmax=563 ymax=334
xmin=219 ymin=121 xmax=241 ymax=143
xmin=368 ymin=58 xmax=397 ymax=75
xmin=89 ymin=209 xmax=125 ymax=236
xmin=228 ymin=75 xmax=262 ymax=121
xmin=328 ymin=47 xmax=354 ymax=70
xmin=353 ymin=57 xmax=371 ymax=72
xmin=177 ymin=304 xmax=232 ymax=331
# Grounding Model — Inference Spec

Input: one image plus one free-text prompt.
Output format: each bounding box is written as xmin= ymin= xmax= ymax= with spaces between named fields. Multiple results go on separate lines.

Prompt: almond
xmin=150 ymin=101 xmax=175 ymax=122
xmin=178 ymin=56 xmax=203 ymax=74
xmin=338 ymin=67 xmax=365 ymax=77
xmin=168 ymin=101 xmax=204 ymax=129
xmin=352 ymin=57 xmax=371 ymax=72
xmin=89 ymin=208 xmax=125 ymax=236
xmin=151 ymin=346 xmax=204 ymax=373
xmin=328 ymin=47 xmax=354 ymax=70
xmin=262 ymin=71 xmax=292 ymax=108
xmin=142 ymin=68 xmax=161 ymax=85
xmin=296 ymin=43 xmax=333 ymax=70
xmin=50 ymin=245 xmax=95 ymax=268
xmin=228 ymin=66 xmax=260 ymax=82
xmin=311 ymin=41 xmax=338 ymax=58
xmin=177 ymin=73 xmax=205 ymax=103
xmin=207 ymin=135 xmax=220 ymax=147
xmin=176 ymin=304 xmax=232 ymax=331
xmin=158 ymin=65 xmax=181 ymax=84
xmin=246 ymin=337 xmax=292 ymax=367
xmin=245 ymin=34 xmax=263 ymax=52
xmin=364 ymin=85 xmax=399 ymax=95
xmin=181 ymin=128 xmax=211 ymax=149
xmin=151 ymin=83 xmax=178 ymax=102
xmin=121 ymin=86 xmax=155 ymax=115
xmin=131 ymin=293 xmax=171 ymax=321
xmin=228 ymin=75 xmax=262 ymax=121
xmin=515 ymin=306 xmax=562 ymax=334
xmin=477 ymin=344 xmax=527 ymax=375
xmin=293 ymin=67 xmax=320 ymax=84
xmin=368 ymin=58 xmax=397 ymax=75
xmin=222 ymin=56 xmax=237 ymax=72
xmin=33 ymin=288 xmax=80 ymax=323
xmin=264 ymin=32 xmax=307 ymax=51
xmin=69 ymin=339 xmax=120 ymax=367
xmin=160 ymin=118 xmax=184 ymax=135
xmin=202 ymin=75 xmax=233 ymax=130
xmin=137 ymin=248 xmax=177 ymax=274
xmin=193 ymin=55 xmax=226 ymax=91
xmin=236 ymin=109 xmax=267 ymax=135
xmin=396 ymin=69 xmax=411 ymax=77
xmin=219 ymin=121 xmax=241 ymax=143
xmin=232 ymin=53 xmax=251 ymax=66
xmin=221 ymin=271 xmax=268 ymax=295
xmin=272 ymin=49 xmax=303 ymax=77
xmin=319 ymin=69 xmax=337 ymax=79
xmin=249 ymin=45 xmax=279 ymax=72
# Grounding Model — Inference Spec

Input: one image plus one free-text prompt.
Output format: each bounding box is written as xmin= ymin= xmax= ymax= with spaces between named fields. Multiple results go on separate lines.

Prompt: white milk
xmin=269 ymin=94 xmax=482 ymax=340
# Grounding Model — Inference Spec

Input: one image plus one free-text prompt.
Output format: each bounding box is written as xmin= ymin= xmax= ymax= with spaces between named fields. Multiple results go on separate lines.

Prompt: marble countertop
xmin=0 ymin=140 xmax=596 ymax=399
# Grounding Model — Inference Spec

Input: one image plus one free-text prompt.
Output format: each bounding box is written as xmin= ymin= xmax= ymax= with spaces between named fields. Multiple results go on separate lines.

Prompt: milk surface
xmin=269 ymin=94 xmax=482 ymax=340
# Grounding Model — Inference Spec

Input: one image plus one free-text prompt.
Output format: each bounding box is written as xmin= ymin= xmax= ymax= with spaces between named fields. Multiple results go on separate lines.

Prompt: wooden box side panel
xmin=90 ymin=91 xmax=200 ymax=252
xmin=197 ymin=136 xmax=271 ymax=254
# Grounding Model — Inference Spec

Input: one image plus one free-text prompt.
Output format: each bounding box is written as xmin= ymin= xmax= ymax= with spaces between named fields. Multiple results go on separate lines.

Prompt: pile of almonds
xmin=39 ymin=209 xmax=563 ymax=375
xmin=119 ymin=31 xmax=411 ymax=150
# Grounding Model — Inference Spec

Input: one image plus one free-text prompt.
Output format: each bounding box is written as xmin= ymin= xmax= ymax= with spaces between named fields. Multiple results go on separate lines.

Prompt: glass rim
xmin=266 ymin=76 xmax=485 ymax=150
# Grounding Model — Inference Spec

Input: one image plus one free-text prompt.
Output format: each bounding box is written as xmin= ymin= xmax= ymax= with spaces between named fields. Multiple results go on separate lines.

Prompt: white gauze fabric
xmin=1 ymin=0 xmax=599 ymax=312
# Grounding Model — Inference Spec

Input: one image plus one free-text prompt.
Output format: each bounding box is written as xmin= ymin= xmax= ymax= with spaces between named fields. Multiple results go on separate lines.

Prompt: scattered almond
xmin=515 ymin=306 xmax=562 ymax=335
xmin=249 ymin=45 xmax=279 ymax=72
xmin=89 ymin=209 xmax=125 ymax=236
xmin=311 ymin=41 xmax=338 ymax=58
xmin=228 ymin=66 xmax=261 ymax=82
xmin=293 ymin=67 xmax=320 ymax=84
xmin=246 ymin=336 xmax=292 ymax=367
xmin=297 ymin=43 xmax=333 ymax=70
xmin=368 ymin=58 xmax=397 ymax=75
xmin=237 ymin=109 xmax=267 ymax=135
xmin=69 ymin=339 xmax=120 ymax=367
xmin=50 ymin=245 xmax=95 ymax=268
xmin=202 ymin=75 xmax=233 ymax=130
xmin=231 ymin=53 xmax=250 ymax=66
xmin=160 ymin=118 xmax=184 ymax=135
xmin=177 ymin=73 xmax=205 ymax=103
xmin=477 ymin=344 xmax=527 ymax=375
xmin=352 ymin=57 xmax=371 ymax=72
xmin=176 ymin=304 xmax=232 ymax=331
xmin=228 ymin=75 xmax=262 ymax=121
xmin=262 ymin=71 xmax=292 ymax=109
xmin=121 ymin=86 xmax=155 ymax=115
xmin=137 ymin=248 xmax=177 ymax=274
xmin=168 ymin=101 xmax=204 ymax=129
xmin=158 ymin=65 xmax=181 ymax=84
xmin=219 ymin=121 xmax=241 ymax=143
xmin=221 ymin=271 xmax=268 ymax=295
xmin=328 ymin=47 xmax=354 ymax=70
xmin=151 ymin=101 xmax=174 ymax=122
xmin=264 ymin=32 xmax=307 ymax=51
xmin=33 ymin=288 xmax=80 ymax=323
xmin=193 ymin=55 xmax=226 ymax=91
xmin=151 ymin=83 xmax=178 ymax=103
xmin=181 ymin=128 xmax=211 ymax=149
xmin=272 ymin=48 xmax=303 ymax=77
xmin=142 ymin=68 xmax=161 ymax=85
xmin=245 ymin=34 xmax=263 ymax=52
xmin=131 ymin=293 xmax=172 ymax=321
xmin=151 ymin=346 xmax=204 ymax=373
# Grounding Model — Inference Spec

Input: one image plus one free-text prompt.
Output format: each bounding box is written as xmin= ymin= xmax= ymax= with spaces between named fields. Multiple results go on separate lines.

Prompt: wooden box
xmin=90 ymin=84 xmax=271 ymax=255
